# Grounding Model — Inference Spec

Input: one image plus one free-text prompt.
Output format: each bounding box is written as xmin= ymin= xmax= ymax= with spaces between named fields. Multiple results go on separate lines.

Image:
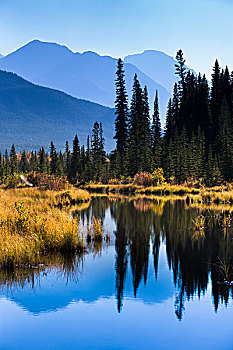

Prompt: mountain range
xmin=0 ymin=40 xmax=181 ymax=121
xmin=0 ymin=40 xmax=196 ymax=152
xmin=0 ymin=70 xmax=115 ymax=152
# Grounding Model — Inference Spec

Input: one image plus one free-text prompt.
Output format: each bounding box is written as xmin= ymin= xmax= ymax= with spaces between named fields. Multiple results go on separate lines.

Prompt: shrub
xmin=5 ymin=175 xmax=21 ymax=189
xmin=120 ymin=176 xmax=132 ymax=184
xmin=108 ymin=178 xmax=120 ymax=185
xmin=152 ymin=168 xmax=165 ymax=186
xmin=133 ymin=172 xmax=153 ymax=186
xmin=28 ymin=172 xmax=70 ymax=191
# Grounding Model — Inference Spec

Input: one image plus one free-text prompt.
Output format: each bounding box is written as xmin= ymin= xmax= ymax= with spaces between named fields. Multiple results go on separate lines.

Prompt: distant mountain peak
xmin=11 ymin=39 xmax=74 ymax=55
xmin=132 ymin=49 xmax=175 ymax=59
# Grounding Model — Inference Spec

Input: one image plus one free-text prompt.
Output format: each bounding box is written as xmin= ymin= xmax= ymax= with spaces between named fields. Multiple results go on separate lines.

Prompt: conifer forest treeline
xmin=0 ymin=50 xmax=232 ymax=186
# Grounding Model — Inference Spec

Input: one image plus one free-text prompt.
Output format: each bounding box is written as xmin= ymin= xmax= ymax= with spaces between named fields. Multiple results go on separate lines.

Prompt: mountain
xmin=0 ymin=40 xmax=171 ymax=122
xmin=0 ymin=54 xmax=3 ymax=59
xmin=0 ymin=70 xmax=115 ymax=152
xmin=125 ymin=50 xmax=196 ymax=92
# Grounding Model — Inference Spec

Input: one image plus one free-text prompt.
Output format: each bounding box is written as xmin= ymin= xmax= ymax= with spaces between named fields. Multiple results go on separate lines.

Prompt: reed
xmin=0 ymin=188 xmax=90 ymax=268
xmin=92 ymin=216 xmax=103 ymax=241
xmin=84 ymin=183 xmax=200 ymax=196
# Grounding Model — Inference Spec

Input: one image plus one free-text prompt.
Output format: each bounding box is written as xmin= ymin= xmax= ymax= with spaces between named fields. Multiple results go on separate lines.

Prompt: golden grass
xmin=201 ymin=189 xmax=233 ymax=204
xmin=84 ymin=183 xmax=200 ymax=195
xmin=0 ymin=188 xmax=90 ymax=268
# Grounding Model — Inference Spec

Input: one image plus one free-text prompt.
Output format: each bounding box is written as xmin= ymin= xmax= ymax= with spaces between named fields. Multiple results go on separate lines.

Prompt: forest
xmin=0 ymin=50 xmax=232 ymax=188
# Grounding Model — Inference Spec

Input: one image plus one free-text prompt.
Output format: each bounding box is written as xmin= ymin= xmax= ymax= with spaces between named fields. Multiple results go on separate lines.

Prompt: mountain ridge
xmin=0 ymin=69 xmax=115 ymax=152
xmin=0 ymin=40 xmax=172 ymax=122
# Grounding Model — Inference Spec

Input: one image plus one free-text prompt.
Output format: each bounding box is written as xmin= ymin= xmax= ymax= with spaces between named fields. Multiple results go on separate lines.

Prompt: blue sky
xmin=0 ymin=0 xmax=232 ymax=77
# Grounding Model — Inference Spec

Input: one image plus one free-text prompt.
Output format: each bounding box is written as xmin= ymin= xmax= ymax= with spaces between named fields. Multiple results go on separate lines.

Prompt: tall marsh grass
xmin=0 ymin=188 xmax=90 ymax=268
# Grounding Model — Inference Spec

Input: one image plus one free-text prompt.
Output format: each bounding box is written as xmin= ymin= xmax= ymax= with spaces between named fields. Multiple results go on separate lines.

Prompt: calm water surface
xmin=0 ymin=197 xmax=233 ymax=350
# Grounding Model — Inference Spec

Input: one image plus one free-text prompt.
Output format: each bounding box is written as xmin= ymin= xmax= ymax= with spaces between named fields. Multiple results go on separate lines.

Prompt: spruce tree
xmin=50 ymin=141 xmax=58 ymax=175
xmin=114 ymin=58 xmax=129 ymax=175
xmin=65 ymin=141 xmax=71 ymax=177
xmin=140 ymin=85 xmax=152 ymax=171
xmin=70 ymin=135 xmax=80 ymax=182
xmin=39 ymin=147 xmax=47 ymax=173
xmin=84 ymin=135 xmax=92 ymax=182
xmin=128 ymin=74 xmax=144 ymax=175
xmin=152 ymin=90 xmax=162 ymax=169
xmin=10 ymin=144 xmax=18 ymax=175
xmin=211 ymin=60 xmax=221 ymax=142
xmin=20 ymin=150 xmax=28 ymax=173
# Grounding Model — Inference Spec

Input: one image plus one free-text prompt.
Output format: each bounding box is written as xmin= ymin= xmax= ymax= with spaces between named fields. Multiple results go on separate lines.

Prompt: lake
xmin=0 ymin=196 xmax=233 ymax=350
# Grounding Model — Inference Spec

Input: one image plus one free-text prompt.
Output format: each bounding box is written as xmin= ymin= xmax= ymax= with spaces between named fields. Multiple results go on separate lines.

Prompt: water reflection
xmin=0 ymin=197 xmax=233 ymax=321
xmin=95 ymin=197 xmax=233 ymax=319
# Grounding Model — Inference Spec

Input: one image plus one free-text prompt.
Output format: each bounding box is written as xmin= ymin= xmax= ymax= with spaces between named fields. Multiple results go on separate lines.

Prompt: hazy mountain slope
xmin=0 ymin=41 xmax=171 ymax=122
xmin=0 ymin=40 xmax=73 ymax=82
xmin=125 ymin=50 xmax=196 ymax=92
xmin=35 ymin=51 xmax=170 ymax=120
xmin=0 ymin=54 xmax=3 ymax=59
xmin=0 ymin=70 xmax=115 ymax=152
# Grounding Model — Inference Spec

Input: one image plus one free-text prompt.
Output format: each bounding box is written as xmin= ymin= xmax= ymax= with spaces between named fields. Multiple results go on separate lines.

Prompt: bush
xmin=27 ymin=172 xmax=70 ymax=191
xmin=120 ymin=176 xmax=132 ymax=184
xmin=108 ymin=178 xmax=120 ymax=185
xmin=152 ymin=168 xmax=165 ymax=186
xmin=5 ymin=175 xmax=21 ymax=189
xmin=133 ymin=172 xmax=153 ymax=186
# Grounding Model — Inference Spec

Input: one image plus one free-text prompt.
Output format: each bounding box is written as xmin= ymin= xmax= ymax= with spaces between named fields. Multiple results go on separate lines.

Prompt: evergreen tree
xmin=128 ymin=74 xmax=144 ymax=175
xmin=57 ymin=152 xmax=65 ymax=177
xmin=19 ymin=150 xmax=28 ymax=173
xmin=65 ymin=141 xmax=71 ymax=177
xmin=91 ymin=122 xmax=102 ymax=181
xmin=114 ymin=58 xmax=129 ymax=175
xmin=84 ymin=135 xmax=93 ymax=182
xmin=10 ymin=144 xmax=18 ymax=175
xmin=29 ymin=151 xmax=38 ymax=172
xmin=140 ymin=86 xmax=152 ymax=171
xmin=211 ymin=60 xmax=221 ymax=142
xmin=39 ymin=147 xmax=47 ymax=173
xmin=152 ymin=90 xmax=162 ymax=169
xmin=50 ymin=141 xmax=58 ymax=175
xmin=70 ymin=135 xmax=80 ymax=182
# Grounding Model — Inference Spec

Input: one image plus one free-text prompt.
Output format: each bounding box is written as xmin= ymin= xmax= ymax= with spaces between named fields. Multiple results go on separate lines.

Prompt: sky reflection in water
xmin=0 ymin=197 xmax=233 ymax=350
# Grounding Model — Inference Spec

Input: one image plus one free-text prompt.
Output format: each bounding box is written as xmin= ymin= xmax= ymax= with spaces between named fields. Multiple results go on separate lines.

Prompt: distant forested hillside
xmin=0 ymin=70 xmax=115 ymax=151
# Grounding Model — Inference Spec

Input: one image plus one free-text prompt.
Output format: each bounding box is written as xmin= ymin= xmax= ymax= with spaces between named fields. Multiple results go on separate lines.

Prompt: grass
xmin=216 ymin=258 xmax=233 ymax=285
xmin=84 ymin=183 xmax=200 ymax=195
xmin=86 ymin=183 xmax=233 ymax=206
xmin=201 ymin=189 xmax=233 ymax=204
xmin=0 ymin=187 xmax=90 ymax=268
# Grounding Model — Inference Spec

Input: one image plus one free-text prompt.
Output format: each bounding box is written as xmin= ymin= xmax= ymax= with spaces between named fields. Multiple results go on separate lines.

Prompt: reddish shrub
xmin=27 ymin=172 xmax=70 ymax=191
xmin=133 ymin=172 xmax=153 ymax=187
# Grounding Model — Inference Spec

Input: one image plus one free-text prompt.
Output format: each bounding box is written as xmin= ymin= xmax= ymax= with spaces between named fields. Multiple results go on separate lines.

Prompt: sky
xmin=0 ymin=0 xmax=233 ymax=78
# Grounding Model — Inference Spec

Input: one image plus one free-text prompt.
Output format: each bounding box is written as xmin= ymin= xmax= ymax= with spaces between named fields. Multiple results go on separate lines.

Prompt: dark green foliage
xmin=91 ymin=122 xmax=106 ymax=181
xmin=39 ymin=147 xmax=47 ymax=173
xmin=1 ymin=52 xmax=233 ymax=187
xmin=114 ymin=59 xmax=129 ymax=175
xmin=152 ymin=90 xmax=162 ymax=168
xmin=10 ymin=144 xmax=18 ymax=175
xmin=50 ymin=142 xmax=58 ymax=175
xmin=69 ymin=135 xmax=80 ymax=183
xmin=128 ymin=75 xmax=151 ymax=175
xmin=19 ymin=150 xmax=28 ymax=173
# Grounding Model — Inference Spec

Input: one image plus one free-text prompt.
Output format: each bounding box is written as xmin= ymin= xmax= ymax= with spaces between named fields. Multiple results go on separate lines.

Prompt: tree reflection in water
xmin=0 ymin=196 xmax=233 ymax=320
